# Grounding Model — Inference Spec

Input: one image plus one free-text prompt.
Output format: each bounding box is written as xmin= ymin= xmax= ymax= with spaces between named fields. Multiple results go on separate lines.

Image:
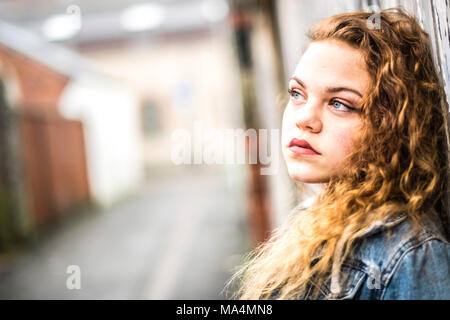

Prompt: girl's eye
xmin=330 ymin=99 xmax=355 ymax=112
xmin=288 ymin=89 xmax=305 ymax=102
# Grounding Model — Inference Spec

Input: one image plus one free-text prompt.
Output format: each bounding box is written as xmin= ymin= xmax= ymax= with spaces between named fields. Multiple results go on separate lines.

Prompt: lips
xmin=288 ymin=138 xmax=320 ymax=155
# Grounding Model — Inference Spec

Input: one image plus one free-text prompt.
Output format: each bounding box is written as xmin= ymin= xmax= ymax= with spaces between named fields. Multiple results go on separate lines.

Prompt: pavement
xmin=0 ymin=165 xmax=251 ymax=299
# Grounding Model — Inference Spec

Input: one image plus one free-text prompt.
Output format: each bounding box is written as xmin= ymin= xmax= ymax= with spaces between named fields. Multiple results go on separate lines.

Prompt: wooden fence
xmin=19 ymin=109 xmax=91 ymax=226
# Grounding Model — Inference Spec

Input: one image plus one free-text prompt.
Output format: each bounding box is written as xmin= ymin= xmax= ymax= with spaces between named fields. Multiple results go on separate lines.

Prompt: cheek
xmin=328 ymin=123 xmax=361 ymax=158
xmin=336 ymin=132 xmax=354 ymax=153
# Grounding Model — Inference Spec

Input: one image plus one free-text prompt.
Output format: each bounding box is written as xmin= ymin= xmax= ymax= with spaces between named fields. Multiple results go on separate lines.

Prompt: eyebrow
xmin=289 ymin=76 xmax=363 ymax=98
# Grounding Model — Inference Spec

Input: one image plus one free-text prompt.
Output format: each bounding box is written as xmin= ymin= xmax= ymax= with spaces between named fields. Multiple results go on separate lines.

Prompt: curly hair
xmin=229 ymin=7 xmax=450 ymax=300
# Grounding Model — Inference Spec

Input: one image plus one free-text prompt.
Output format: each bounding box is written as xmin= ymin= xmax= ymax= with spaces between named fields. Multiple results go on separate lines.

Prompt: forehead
xmin=293 ymin=40 xmax=370 ymax=92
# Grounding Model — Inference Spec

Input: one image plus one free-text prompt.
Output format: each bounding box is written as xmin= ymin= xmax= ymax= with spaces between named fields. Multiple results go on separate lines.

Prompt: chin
xmin=287 ymin=167 xmax=329 ymax=184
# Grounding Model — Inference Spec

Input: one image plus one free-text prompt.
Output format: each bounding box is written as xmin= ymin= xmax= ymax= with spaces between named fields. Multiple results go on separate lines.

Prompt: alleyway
xmin=0 ymin=165 xmax=251 ymax=299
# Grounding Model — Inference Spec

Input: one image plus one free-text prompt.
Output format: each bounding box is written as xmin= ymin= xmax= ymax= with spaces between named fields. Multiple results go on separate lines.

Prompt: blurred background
xmin=0 ymin=0 xmax=448 ymax=299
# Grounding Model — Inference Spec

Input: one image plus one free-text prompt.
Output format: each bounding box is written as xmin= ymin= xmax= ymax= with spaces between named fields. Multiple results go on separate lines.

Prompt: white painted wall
xmin=59 ymin=71 xmax=144 ymax=208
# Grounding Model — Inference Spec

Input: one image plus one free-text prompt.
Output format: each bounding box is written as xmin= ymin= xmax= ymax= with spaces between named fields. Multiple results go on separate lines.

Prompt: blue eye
xmin=288 ymin=89 xmax=305 ymax=101
xmin=331 ymin=99 xmax=355 ymax=112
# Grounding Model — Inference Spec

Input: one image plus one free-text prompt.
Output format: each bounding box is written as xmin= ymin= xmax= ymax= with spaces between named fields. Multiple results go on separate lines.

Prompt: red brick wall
xmin=0 ymin=44 xmax=68 ymax=114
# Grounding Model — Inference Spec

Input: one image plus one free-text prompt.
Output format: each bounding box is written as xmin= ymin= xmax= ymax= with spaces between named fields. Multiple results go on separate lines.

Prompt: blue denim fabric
xmin=303 ymin=210 xmax=450 ymax=300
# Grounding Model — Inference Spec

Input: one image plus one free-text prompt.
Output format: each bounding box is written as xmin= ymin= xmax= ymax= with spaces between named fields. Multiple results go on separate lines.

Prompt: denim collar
xmin=357 ymin=212 xmax=408 ymax=238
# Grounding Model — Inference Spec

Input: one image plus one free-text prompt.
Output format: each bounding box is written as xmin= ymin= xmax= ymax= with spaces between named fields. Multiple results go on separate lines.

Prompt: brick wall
xmin=0 ymin=44 xmax=68 ymax=114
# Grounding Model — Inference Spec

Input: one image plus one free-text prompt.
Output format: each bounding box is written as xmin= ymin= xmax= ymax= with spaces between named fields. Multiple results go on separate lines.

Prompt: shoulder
xmin=308 ymin=212 xmax=449 ymax=300
xmin=350 ymin=213 xmax=450 ymax=299
xmin=380 ymin=236 xmax=450 ymax=299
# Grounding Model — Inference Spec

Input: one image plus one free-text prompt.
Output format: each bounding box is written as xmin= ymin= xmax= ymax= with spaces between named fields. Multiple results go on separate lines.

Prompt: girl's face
xmin=282 ymin=40 xmax=371 ymax=184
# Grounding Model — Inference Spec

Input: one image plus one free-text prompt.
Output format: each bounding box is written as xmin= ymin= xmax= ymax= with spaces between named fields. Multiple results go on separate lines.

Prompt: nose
xmin=295 ymin=99 xmax=323 ymax=133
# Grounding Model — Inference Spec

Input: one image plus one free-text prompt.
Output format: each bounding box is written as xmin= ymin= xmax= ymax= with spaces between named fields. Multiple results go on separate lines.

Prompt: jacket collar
xmin=357 ymin=212 xmax=408 ymax=238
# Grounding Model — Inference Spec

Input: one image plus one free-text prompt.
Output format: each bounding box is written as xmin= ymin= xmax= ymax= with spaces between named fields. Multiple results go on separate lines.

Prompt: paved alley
xmin=0 ymin=165 xmax=251 ymax=299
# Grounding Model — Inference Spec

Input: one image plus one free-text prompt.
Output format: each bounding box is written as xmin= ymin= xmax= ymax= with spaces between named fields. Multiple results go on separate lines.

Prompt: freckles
xmin=327 ymin=117 xmax=361 ymax=153
xmin=333 ymin=129 xmax=355 ymax=154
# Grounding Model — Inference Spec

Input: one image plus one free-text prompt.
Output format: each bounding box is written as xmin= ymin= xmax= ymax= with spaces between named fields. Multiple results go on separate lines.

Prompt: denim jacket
xmin=302 ymin=209 xmax=450 ymax=300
